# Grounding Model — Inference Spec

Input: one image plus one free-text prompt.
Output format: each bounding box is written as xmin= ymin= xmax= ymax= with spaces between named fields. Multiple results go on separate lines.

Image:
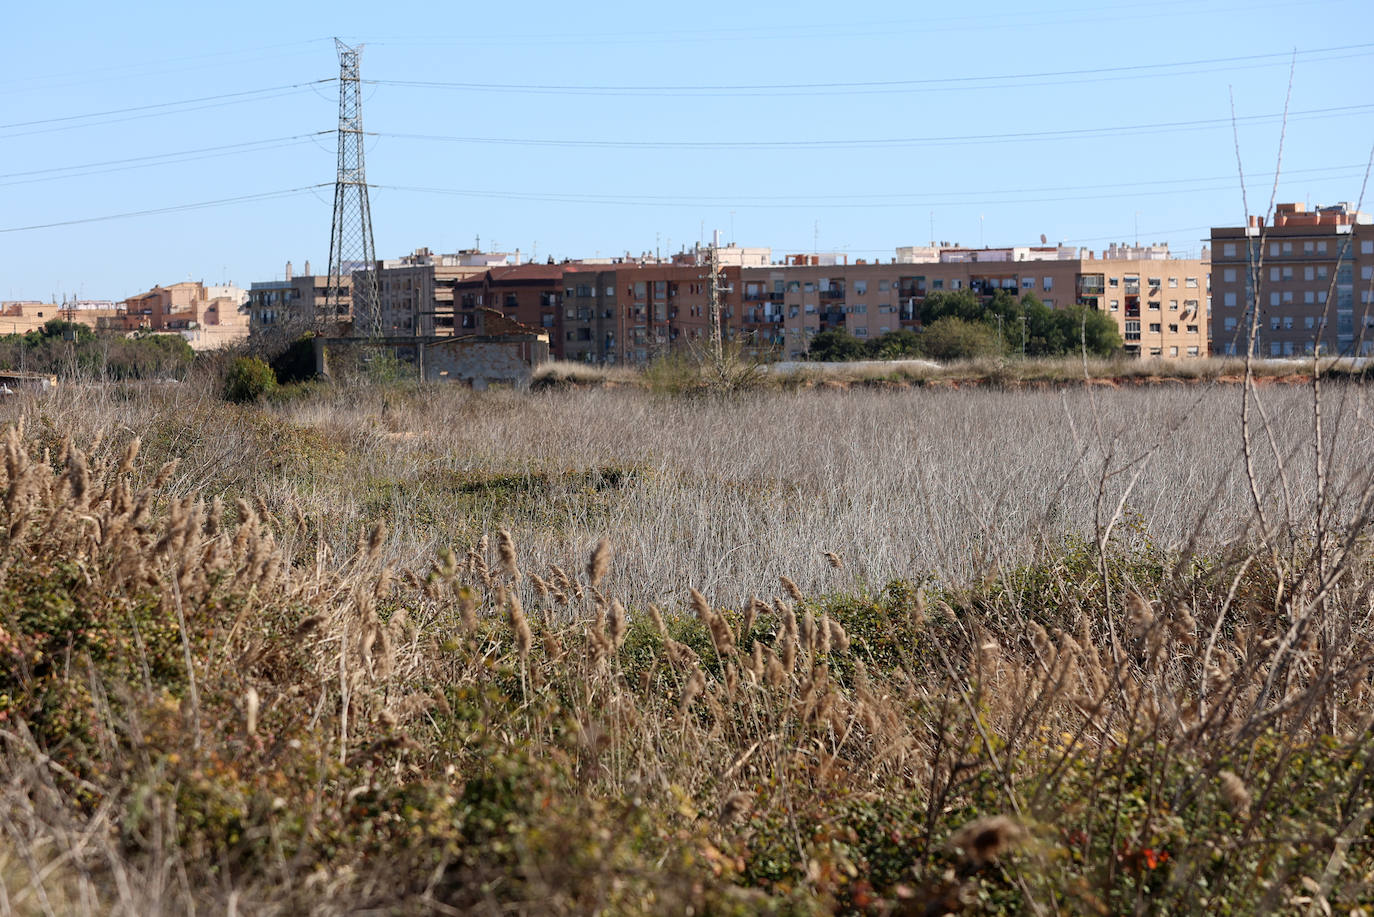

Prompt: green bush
xmin=222 ymin=355 xmax=278 ymax=403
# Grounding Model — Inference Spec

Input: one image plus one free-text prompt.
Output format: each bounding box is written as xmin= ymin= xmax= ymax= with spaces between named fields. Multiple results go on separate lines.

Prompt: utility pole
xmin=326 ymin=38 xmax=380 ymax=337
xmin=707 ymin=229 xmax=724 ymax=366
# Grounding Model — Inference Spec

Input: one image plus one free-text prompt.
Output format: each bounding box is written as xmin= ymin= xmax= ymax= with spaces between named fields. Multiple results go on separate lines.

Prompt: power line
xmin=365 ymin=42 xmax=1374 ymax=96
xmin=370 ymin=163 xmax=1370 ymax=209
xmin=373 ymin=175 xmax=1359 ymax=210
xmin=0 ymin=80 xmax=335 ymax=138
xmin=0 ymin=133 xmax=333 ymax=188
xmin=375 ymin=103 xmax=1374 ymax=152
xmin=0 ymin=186 xmax=329 ymax=234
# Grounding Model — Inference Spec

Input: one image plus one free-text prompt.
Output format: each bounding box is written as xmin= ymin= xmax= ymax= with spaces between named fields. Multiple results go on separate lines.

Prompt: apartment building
xmin=740 ymin=244 xmax=1210 ymax=359
xmin=454 ymin=264 xmax=564 ymax=349
xmin=1210 ymin=202 xmax=1374 ymax=357
xmin=249 ymin=261 xmax=350 ymax=338
xmin=372 ymin=248 xmax=517 ymax=336
xmin=560 ymin=262 xmax=744 ymax=364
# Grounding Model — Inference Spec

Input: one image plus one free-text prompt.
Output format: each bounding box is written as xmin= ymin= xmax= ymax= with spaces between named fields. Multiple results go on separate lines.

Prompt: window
xmin=930 ymin=279 xmax=943 ymax=290
xmin=1270 ymin=292 xmax=1280 ymax=306
xmin=1270 ymin=243 xmax=1280 ymax=257
xmin=1318 ymin=241 xmax=1328 ymax=254
xmin=1169 ymin=300 xmax=1179 ymax=310
xmin=1109 ymin=299 xmax=1119 ymax=311
xmin=1362 ymin=240 xmax=1373 ymax=255
xmin=1283 ymin=341 xmax=1295 ymax=356
xmin=1224 ymin=317 xmax=1237 ymax=331
xmin=1306 ymin=316 xmax=1316 ymax=329
xmin=1148 ymin=300 xmax=1160 ymax=310
xmin=854 ymin=327 xmax=868 ymax=337
xmin=1282 ymin=266 xmax=1293 ymax=281
xmin=1168 ymin=277 xmax=1178 ymax=288
xmin=1283 ymin=316 xmax=1294 ymax=329
xmin=1043 ymin=277 xmax=1054 ymax=291
xmin=1186 ymin=324 xmax=1198 ymax=333
xmin=1223 ymin=243 xmax=1237 ymax=257
xmin=1223 ymin=269 xmax=1237 ymax=282
xmin=1304 ymin=241 xmax=1315 ymax=254
xmin=1283 ymin=291 xmax=1293 ymax=303
xmin=853 ymin=280 xmax=868 ymax=295
xmin=1168 ymin=323 xmax=1179 ymax=333
xmin=1305 ymin=291 xmax=1316 ymax=304
xmin=1363 ymin=266 xmax=1374 ymax=280
xmin=1304 ymin=266 xmax=1315 ymax=281
xmin=1186 ymin=277 xmax=1199 ymax=288
xmin=1270 ymin=316 xmax=1281 ymax=330
xmin=1187 ymin=346 xmax=1199 ymax=356
xmin=1170 ymin=346 xmax=1179 ymax=356
xmin=1147 ymin=277 xmax=1162 ymax=288
xmin=1125 ymin=320 xmax=1141 ymax=341
xmin=1149 ymin=323 xmax=1161 ymax=333
xmin=951 ymin=279 xmax=963 ymax=290
xmin=1282 ymin=241 xmax=1293 ymax=255
xmin=1022 ymin=277 xmax=1034 ymax=289
xmin=878 ymin=280 xmax=890 ymax=292
xmin=1270 ymin=341 xmax=1282 ymax=356
xmin=1109 ymin=277 xmax=1120 ymax=288
xmin=1318 ymin=265 xmax=1329 ymax=280
xmin=1270 ymin=267 xmax=1281 ymax=282
xmin=1224 ymin=292 xmax=1237 ymax=306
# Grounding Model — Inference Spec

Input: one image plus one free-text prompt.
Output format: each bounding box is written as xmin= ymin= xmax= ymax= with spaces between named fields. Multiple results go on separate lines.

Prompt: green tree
xmin=919 ymin=316 xmax=1003 ymax=361
xmin=865 ymin=329 xmax=923 ymax=359
xmin=806 ymin=329 xmax=867 ymax=362
xmin=222 ymin=356 xmax=278 ymax=403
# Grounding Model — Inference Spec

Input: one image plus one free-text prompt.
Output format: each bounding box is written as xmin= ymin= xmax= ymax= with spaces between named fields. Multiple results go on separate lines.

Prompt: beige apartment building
xmin=742 ymin=244 xmax=1210 ymax=359
xmin=249 ymin=261 xmax=351 ymax=339
xmin=1210 ymin=202 xmax=1374 ymax=357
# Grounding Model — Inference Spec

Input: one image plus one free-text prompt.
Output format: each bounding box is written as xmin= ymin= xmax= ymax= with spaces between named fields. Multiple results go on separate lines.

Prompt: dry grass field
xmin=2 ymin=372 xmax=1374 ymax=914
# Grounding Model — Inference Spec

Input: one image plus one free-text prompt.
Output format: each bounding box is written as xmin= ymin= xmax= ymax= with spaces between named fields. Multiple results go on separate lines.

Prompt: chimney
xmin=285 ymin=260 xmax=293 ymax=281
xmin=304 ymin=259 xmax=311 ymax=275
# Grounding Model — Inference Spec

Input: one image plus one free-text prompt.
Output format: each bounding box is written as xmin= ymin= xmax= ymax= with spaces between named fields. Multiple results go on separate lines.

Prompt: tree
xmin=919 ymin=317 xmax=1004 ymax=361
xmin=806 ymin=329 xmax=867 ymax=362
xmin=223 ymin=356 xmax=278 ymax=403
xmin=866 ymin=329 xmax=922 ymax=360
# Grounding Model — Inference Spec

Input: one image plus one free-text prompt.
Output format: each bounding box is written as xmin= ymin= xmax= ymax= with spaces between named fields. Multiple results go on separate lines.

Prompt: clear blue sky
xmin=3 ymin=0 xmax=1372 ymax=301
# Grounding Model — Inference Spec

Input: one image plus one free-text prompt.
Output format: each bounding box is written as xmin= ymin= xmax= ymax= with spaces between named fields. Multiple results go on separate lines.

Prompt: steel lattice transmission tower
xmin=325 ymin=38 xmax=380 ymax=336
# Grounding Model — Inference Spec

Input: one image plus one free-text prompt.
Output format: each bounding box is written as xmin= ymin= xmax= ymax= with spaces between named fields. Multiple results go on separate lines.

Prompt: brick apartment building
xmin=454 ymin=264 xmax=564 ymax=342
xmin=560 ymin=262 xmax=745 ymax=364
xmin=1210 ymin=202 xmax=1374 ymax=357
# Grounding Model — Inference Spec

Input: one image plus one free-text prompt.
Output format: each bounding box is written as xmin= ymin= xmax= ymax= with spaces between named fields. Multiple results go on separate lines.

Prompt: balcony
xmin=820 ymin=285 xmax=845 ymax=300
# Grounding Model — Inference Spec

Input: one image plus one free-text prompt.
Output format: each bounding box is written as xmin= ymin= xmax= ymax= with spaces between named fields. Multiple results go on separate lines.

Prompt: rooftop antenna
xmin=326 ymin=38 xmax=380 ymax=335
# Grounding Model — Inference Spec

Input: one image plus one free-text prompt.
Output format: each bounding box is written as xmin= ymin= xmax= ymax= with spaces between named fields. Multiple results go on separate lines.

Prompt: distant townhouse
xmin=1210 ymin=202 xmax=1374 ymax=357
xmin=0 ymin=300 xmax=119 ymax=336
xmin=111 ymin=281 xmax=250 ymax=350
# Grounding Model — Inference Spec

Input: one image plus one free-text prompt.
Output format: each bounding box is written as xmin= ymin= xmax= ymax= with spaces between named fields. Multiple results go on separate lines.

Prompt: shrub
xmin=919 ymin=315 xmax=1004 ymax=360
xmin=221 ymin=355 xmax=277 ymax=402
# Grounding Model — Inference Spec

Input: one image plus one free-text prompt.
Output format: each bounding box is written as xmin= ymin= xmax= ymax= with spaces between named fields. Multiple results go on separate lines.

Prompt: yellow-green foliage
xmin=1 ymin=406 xmax=1374 ymax=915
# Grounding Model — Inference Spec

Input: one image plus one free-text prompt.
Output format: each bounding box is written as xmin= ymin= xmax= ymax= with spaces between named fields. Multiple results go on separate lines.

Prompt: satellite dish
xmin=1040 ymin=234 xmax=1048 ymax=244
